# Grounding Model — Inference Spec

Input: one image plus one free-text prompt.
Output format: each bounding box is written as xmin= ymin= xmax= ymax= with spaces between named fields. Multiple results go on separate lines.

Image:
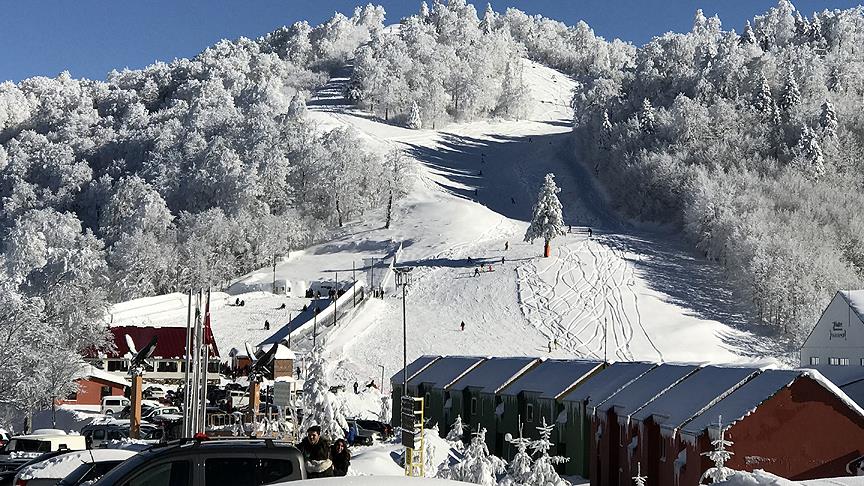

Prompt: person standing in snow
xmin=353 ymin=381 xmax=359 ymax=394
xmin=299 ymin=426 xmax=333 ymax=478
xmin=461 ymin=321 xmax=466 ymax=331
xmin=332 ymin=439 xmax=351 ymax=476
xmin=474 ymin=267 xmax=480 ymax=277
xmin=588 ymin=227 xmax=593 ymax=237
xmin=504 ymin=241 xmax=509 ymax=251
xmin=548 ymin=341 xmax=552 ymax=353
xmin=264 ymin=320 xmax=270 ymax=330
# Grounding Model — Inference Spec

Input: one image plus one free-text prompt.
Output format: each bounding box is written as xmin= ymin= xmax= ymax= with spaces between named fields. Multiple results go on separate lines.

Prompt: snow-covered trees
xmin=440 ymin=427 xmax=505 ymax=486
xmin=525 ymin=173 xmax=566 ymax=258
xmin=383 ymin=149 xmax=415 ymax=229
xmin=446 ymin=414 xmax=466 ymax=444
xmin=407 ymin=101 xmax=423 ymax=129
xmin=700 ymin=417 xmax=735 ymax=484
xmin=301 ymin=349 xmax=348 ymax=440
xmin=525 ymin=418 xmax=569 ymax=486
xmin=499 ymin=424 xmax=532 ymax=486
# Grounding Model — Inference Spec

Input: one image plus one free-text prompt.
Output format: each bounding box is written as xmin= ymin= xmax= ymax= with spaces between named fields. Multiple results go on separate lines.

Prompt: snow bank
xmin=716 ymin=469 xmax=864 ymax=485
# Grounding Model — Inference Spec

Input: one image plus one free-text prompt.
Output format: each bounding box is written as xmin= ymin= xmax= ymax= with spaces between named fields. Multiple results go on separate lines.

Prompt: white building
xmin=800 ymin=290 xmax=864 ymax=367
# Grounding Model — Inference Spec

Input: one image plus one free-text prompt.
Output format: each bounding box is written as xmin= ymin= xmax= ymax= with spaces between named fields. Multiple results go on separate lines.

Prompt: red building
xmin=59 ymin=365 xmax=129 ymax=407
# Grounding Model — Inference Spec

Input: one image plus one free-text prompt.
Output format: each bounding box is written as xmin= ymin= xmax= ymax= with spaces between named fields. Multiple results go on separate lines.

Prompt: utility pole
xmin=272 ymin=254 xmax=277 ymax=293
xmin=352 ymin=261 xmax=356 ymax=307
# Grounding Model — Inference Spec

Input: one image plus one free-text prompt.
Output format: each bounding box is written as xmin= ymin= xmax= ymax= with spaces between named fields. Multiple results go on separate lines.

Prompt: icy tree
xmin=752 ymin=74 xmax=773 ymax=114
xmin=632 ymin=462 xmax=647 ymax=486
xmin=424 ymin=425 xmax=440 ymax=477
xmin=524 ymin=173 xmax=566 ymax=258
xmin=700 ymin=417 xmax=735 ymax=484
xmin=794 ymin=126 xmax=825 ymax=180
xmin=383 ymin=149 xmax=415 ymax=229
xmin=819 ymin=100 xmax=838 ymax=138
xmin=446 ymin=415 xmax=466 ymax=443
xmin=379 ymin=396 xmax=392 ymax=423
xmin=525 ymin=417 xmax=570 ymax=486
xmin=638 ymin=98 xmax=655 ymax=133
xmin=778 ymin=71 xmax=800 ymax=112
xmin=407 ymin=101 xmax=423 ymax=129
xmin=301 ymin=348 xmax=348 ymax=440
xmin=500 ymin=422 xmax=533 ymax=486
xmin=740 ymin=21 xmax=756 ymax=45
xmin=441 ymin=426 xmax=505 ymax=486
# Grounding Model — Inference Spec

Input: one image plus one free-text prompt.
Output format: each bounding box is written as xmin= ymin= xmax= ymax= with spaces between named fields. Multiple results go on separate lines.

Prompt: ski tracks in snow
xmin=516 ymin=236 xmax=663 ymax=362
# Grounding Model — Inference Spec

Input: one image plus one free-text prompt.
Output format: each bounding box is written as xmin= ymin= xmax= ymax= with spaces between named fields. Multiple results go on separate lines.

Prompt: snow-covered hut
xmin=58 ymin=364 xmax=130 ymax=408
xmin=674 ymin=368 xmax=864 ymax=484
xmin=496 ymin=359 xmax=603 ymax=459
xmin=405 ymin=356 xmax=486 ymax=431
xmin=800 ymin=290 xmax=864 ymax=367
xmin=559 ymin=361 xmax=656 ymax=478
xmin=390 ymin=355 xmax=441 ymax=424
xmin=446 ymin=357 xmax=539 ymax=452
xmin=593 ymin=363 xmax=698 ymax=486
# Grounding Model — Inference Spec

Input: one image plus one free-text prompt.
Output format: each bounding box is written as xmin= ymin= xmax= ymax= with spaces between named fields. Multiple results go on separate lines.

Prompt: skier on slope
xmin=461 ymin=321 xmax=466 ymax=331
xmin=504 ymin=241 xmax=509 ymax=251
xmin=474 ymin=267 xmax=481 ymax=277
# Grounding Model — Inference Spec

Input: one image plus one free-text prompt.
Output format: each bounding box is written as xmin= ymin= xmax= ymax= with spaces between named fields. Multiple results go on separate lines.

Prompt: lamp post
xmin=393 ymin=267 xmax=414 ymax=395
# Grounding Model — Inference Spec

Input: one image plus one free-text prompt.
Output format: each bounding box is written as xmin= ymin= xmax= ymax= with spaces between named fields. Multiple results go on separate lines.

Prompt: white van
xmin=3 ymin=434 xmax=87 ymax=455
xmin=100 ymin=396 xmax=130 ymax=415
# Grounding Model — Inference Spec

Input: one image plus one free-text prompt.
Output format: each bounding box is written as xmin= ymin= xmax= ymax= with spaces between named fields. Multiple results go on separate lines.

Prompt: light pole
xmin=379 ymin=364 xmax=385 ymax=394
xmin=393 ymin=267 xmax=414 ymax=396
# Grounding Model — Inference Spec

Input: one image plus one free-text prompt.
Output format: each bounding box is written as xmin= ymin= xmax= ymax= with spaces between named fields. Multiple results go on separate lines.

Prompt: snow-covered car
xmin=1 ymin=434 xmax=86 ymax=457
xmin=80 ymin=423 xmax=129 ymax=449
xmin=100 ymin=396 xmax=130 ymax=416
xmin=143 ymin=385 xmax=166 ymax=400
xmin=141 ymin=406 xmax=181 ymax=422
xmin=0 ymin=430 xmax=9 ymax=449
xmin=14 ymin=448 xmax=137 ymax=486
xmin=346 ymin=420 xmax=381 ymax=446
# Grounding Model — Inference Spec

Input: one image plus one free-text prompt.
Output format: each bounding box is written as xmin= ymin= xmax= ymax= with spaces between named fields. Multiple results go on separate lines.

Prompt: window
xmin=108 ymin=360 xmax=129 ymax=372
xmin=810 ymin=357 xmax=820 ymax=366
xmin=659 ymin=437 xmax=667 ymax=462
xmin=66 ymin=390 xmax=78 ymax=401
xmin=208 ymin=361 xmax=220 ymax=373
xmin=205 ymin=457 xmax=256 ymax=486
xmin=619 ymin=423 xmax=626 ymax=446
xmin=157 ymin=361 xmax=178 ymax=373
xmin=257 ymin=458 xmax=296 ymax=484
xmin=101 ymin=386 xmax=112 ymax=398
xmin=860 ymin=358 xmax=864 ymax=367
xmin=526 ymin=403 xmax=534 ymax=423
xmin=92 ymin=429 xmax=106 ymax=441
xmin=840 ymin=358 xmax=850 ymax=366
xmin=471 ymin=397 xmax=478 ymax=415
xmin=124 ymin=460 xmax=190 ymax=486
xmin=830 ymin=357 xmax=840 ymax=366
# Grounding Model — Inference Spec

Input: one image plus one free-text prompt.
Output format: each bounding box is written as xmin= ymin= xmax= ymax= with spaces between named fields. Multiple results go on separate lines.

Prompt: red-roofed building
xmin=87 ymin=325 xmax=220 ymax=383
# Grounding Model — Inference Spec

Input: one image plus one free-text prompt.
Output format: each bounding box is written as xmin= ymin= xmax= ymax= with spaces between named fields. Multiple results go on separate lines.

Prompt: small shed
xmin=446 ymin=357 xmax=539 ymax=452
xmin=593 ymin=363 xmax=699 ymax=486
xmin=390 ymin=355 xmax=441 ymax=425
xmin=559 ymin=361 xmax=656 ymax=477
xmin=406 ymin=356 xmax=486 ymax=430
xmin=676 ymin=369 xmax=864 ymax=484
xmin=497 ymin=359 xmax=603 ymax=462
xmin=628 ymin=365 xmax=758 ymax=486
xmin=258 ymin=343 xmax=296 ymax=379
xmin=59 ymin=365 xmax=130 ymax=407
xmin=273 ymin=279 xmax=289 ymax=295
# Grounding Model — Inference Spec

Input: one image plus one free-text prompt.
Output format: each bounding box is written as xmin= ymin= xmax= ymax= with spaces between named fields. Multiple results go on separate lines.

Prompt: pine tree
xmin=379 ymin=396 xmax=392 ymax=423
xmin=700 ymin=416 xmax=735 ymax=484
xmin=740 ymin=21 xmax=756 ymax=45
xmin=599 ymin=110 xmax=613 ymax=150
xmin=500 ymin=422 xmax=533 ymax=486
xmin=481 ymin=3 xmax=496 ymax=34
xmin=287 ymin=93 xmax=308 ymax=118
xmin=524 ymin=173 xmax=566 ymax=258
xmin=794 ymin=126 xmax=825 ymax=179
xmin=819 ymin=99 xmax=838 ymax=138
xmin=446 ymin=415 xmax=466 ymax=443
xmin=301 ymin=348 xmax=348 ymax=440
xmin=526 ymin=418 xmax=570 ymax=486
xmin=632 ymin=462 xmax=647 ymax=486
xmin=638 ymin=98 xmax=655 ymax=133
xmin=407 ymin=101 xmax=423 ymax=129
xmin=440 ymin=426 xmax=505 ymax=486
xmin=419 ymin=1 xmax=430 ymax=20
xmin=779 ymin=71 xmax=800 ymax=112
xmin=424 ymin=426 xmax=440 ymax=477
xmin=752 ymin=74 xmax=774 ymax=114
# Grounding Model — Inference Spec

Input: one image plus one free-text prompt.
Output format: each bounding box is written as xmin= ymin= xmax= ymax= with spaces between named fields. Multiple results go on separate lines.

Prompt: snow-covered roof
xmin=631 ymin=365 xmax=758 ymax=431
xmin=260 ymin=343 xmax=297 ymax=360
xmin=391 ymin=355 xmax=440 ymax=385
xmin=499 ymin=359 xmax=603 ymax=399
xmin=839 ymin=290 xmax=864 ymax=324
xmin=561 ymin=362 xmax=656 ymax=411
xmin=408 ymin=356 xmax=486 ymax=390
xmin=838 ymin=379 xmax=864 ymax=410
xmin=804 ymin=365 xmax=864 ymax=387
xmin=448 ymin=357 xmax=539 ymax=394
xmin=681 ymin=369 xmax=801 ymax=437
xmin=76 ymin=364 xmax=130 ymax=388
xmin=801 ymin=368 xmax=864 ymax=421
xmin=598 ymin=363 xmax=698 ymax=416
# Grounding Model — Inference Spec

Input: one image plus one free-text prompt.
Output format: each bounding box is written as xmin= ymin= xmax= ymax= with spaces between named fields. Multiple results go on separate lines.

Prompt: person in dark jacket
xmin=298 ymin=426 xmax=333 ymax=478
xmin=331 ymin=439 xmax=351 ymax=476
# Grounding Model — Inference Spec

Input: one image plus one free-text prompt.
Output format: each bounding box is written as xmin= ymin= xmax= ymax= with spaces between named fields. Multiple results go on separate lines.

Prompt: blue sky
xmin=0 ymin=1 xmax=860 ymax=83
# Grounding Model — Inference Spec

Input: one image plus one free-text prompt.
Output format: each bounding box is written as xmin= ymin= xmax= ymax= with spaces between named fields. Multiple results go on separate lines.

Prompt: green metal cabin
xmin=558 ymin=362 xmax=656 ymax=477
xmin=404 ymin=356 xmax=486 ymax=430
xmin=445 ymin=357 xmax=539 ymax=452
xmin=496 ymin=359 xmax=603 ymax=462
xmin=390 ymin=355 xmax=441 ymax=427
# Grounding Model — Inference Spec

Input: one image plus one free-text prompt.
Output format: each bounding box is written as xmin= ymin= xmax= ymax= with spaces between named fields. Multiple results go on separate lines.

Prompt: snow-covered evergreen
xmin=700 ymin=417 xmax=735 ymax=484
xmin=301 ymin=348 xmax=348 ymax=440
xmin=499 ymin=423 xmax=533 ymax=486
xmin=525 ymin=418 xmax=569 ymax=486
xmin=407 ymin=101 xmax=423 ymax=129
xmin=632 ymin=462 xmax=647 ymax=486
xmin=524 ymin=173 xmax=566 ymax=258
xmin=440 ymin=426 xmax=505 ymax=486
xmin=446 ymin=415 xmax=466 ymax=444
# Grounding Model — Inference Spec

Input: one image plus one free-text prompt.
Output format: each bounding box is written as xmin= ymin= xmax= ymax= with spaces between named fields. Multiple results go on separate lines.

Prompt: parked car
xmin=143 ymin=385 xmax=166 ymax=400
xmin=142 ymin=406 xmax=182 ymax=422
xmin=100 ymin=396 xmax=130 ymax=416
xmin=14 ymin=449 xmax=137 ymax=486
xmin=354 ymin=419 xmax=394 ymax=439
xmin=345 ymin=419 xmax=381 ymax=446
xmin=80 ymin=423 xmax=129 ymax=448
xmin=1 ymin=434 xmax=86 ymax=457
xmin=0 ymin=451 xmax=67 ymax=486
xmin=90 ymin=438 xmax=306 ymax=485
xmin=0 ymin=430 xmax=9 ymax=449
xmin=117 ymin=400 xmax=161 ymax=420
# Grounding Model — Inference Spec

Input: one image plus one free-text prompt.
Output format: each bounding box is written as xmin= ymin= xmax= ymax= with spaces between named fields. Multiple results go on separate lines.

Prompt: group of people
xmin=298 ymin=425 xmax=352 ymax=478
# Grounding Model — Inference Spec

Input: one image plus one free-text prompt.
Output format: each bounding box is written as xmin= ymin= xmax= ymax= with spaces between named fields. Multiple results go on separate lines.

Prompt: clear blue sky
xmin=0 ymin=1 xmax=860 ymax=83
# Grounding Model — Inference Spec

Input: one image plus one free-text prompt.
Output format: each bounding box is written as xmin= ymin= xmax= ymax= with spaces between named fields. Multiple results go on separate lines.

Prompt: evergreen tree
xmin=819 ymin=99 xmax=838 ymax=138
xmin=779 ymin=71 xmax=800 ymax=112
xmin=525 ymin=418 xmax=569 ymax=486
xmin=752 ymin=74 xmax=774 ymax=114
xmin=700 ymin=417 xmax=735 ymax=484
xmin=379 ymin=396 xmax=392 ymax=423
xmin=440 ymin=426 xmax=505 ymax=486
xmin=740 ymin=21 xmax=756 ymax=45
xmin=481 ymin=3 xmax=496 ymax=34
xmin=794 ymin=125 xmax=825 ymax=180
xmin=407 ymin=101 xmax=423 ymax=129
xmin=301 ymin=348 xmax=348 ymax=440
xmin=524 ymin=173 xmax=566 ymax=258
xmin=500 ymin=422 xmax=533 ymax=486
xmin=638 ymin=98 xmax=655 ymax=133
xmin=632 ymin=462 xmax=647 ymax=486
xmin=446 ymin=414 xmax=466 ymax=443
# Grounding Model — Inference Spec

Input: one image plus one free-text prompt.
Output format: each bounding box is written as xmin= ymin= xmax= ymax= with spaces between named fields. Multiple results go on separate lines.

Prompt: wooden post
xmin=130 ymin=374 xmax=143 ymax=439
xmin=544 ymin=240 xmax=551 ymax=258
xmin=249 ymin=380 xmax=262 ymax=428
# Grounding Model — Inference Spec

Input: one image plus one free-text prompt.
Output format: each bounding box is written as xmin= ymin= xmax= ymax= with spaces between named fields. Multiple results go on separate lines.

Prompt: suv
xmin=90 ymin=438 xmax=306 ymax=486
xmin=101 ymin=396 xmax=130 ymax=416
xmin=346 ymin=419 xmax=380 ymax=446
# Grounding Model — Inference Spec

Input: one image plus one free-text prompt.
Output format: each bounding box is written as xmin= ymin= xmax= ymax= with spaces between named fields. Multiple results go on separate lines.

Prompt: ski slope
xmin=109 ymin=58 xmax=784 ymax=388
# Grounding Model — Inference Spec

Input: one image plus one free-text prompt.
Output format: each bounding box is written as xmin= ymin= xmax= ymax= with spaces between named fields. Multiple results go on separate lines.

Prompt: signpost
xmin=402 ymin=396 xmax=424 ymax=476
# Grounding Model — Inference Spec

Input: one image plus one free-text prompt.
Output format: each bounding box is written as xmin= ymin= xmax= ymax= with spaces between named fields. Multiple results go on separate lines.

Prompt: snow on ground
xmin=718 ymin=469 xmax=864 ymax=485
